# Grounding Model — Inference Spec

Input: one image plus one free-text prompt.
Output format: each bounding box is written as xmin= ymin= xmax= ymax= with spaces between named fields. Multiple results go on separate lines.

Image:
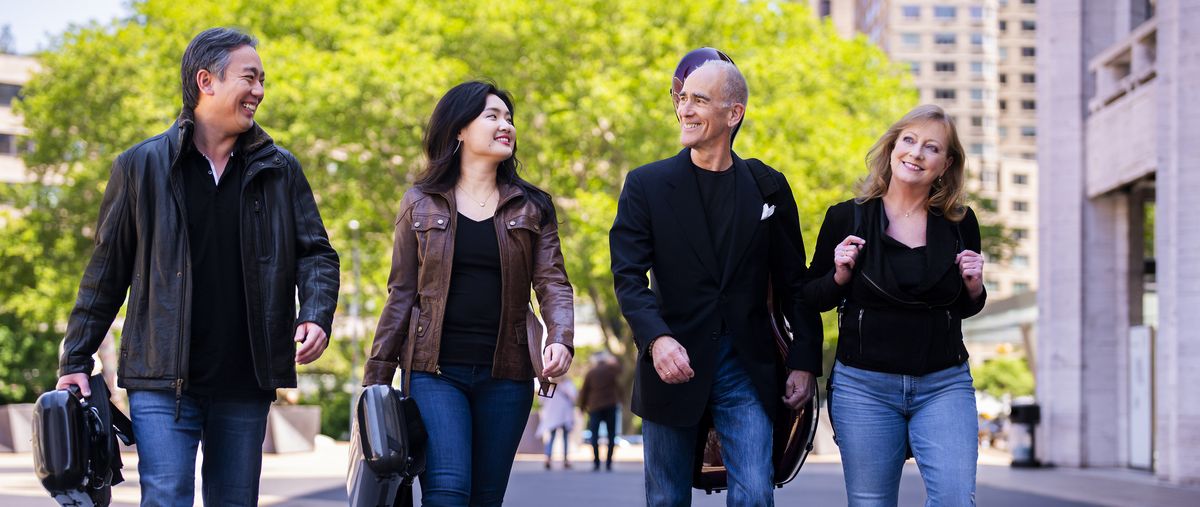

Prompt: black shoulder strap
xmin=852 ymin=201 xmax=862 ymax=237
xmin=744 ymin=158 xmax=779 ymax=201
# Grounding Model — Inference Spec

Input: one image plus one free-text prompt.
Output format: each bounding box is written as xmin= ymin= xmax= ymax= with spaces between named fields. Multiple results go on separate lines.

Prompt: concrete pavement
xmin=2 ymin=438 xmax=1199 ymax=506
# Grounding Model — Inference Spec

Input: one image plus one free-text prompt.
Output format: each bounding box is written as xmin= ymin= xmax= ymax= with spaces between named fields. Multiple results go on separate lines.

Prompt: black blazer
xmin=803 ymin=198 xmax=987 ymax=375
xmin=610 ymin=149 xmax=822 ymax=427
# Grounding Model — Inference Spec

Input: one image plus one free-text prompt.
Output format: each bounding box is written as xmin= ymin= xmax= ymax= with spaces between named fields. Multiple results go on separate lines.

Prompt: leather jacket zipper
xmin=857 ymin=309 xmax=865 ymax=356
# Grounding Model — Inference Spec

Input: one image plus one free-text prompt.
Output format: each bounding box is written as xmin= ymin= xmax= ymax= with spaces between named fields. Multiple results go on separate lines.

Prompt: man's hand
xmin=651 ymin=336 xmax=695 ymax=384
xmin=56 ymin=372 xmax=91 ymax=396
xmin=294 ymin=322 xmax=329 ymax=365
xmin=782 ymin=369 xmax=815 ymax=410
xmin=542 ymin=343 xmax=573 ymax=378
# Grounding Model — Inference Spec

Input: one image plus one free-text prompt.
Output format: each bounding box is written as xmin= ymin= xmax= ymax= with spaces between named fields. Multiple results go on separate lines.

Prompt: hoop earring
xmin=453 ymin=140 xmax=462 ymax=155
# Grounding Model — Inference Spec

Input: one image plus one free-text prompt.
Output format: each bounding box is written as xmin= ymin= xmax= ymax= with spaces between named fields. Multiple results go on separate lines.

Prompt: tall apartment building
xmin=815 ymin=0 xmax=1038 ymax=300
xmin=0 ymin=53 xmax=37 ymax=185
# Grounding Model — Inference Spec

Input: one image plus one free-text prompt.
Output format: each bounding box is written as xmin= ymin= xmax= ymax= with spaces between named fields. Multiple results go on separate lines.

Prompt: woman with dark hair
xmin=363 ymin=80 xmax=574 ymax=506
xmin=804 ymin=104 xmax=986 ymax=506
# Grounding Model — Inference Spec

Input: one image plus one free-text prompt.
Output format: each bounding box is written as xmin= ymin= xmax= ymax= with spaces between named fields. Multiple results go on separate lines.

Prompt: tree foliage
xmin=4 ymin=0 xmax=916 ymax=404
xmin=972 ymin=355 xmax=1035 ymax=398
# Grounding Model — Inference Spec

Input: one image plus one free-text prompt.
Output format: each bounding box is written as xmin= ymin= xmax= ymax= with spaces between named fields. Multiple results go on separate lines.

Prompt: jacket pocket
xmin=406 ymin=305 xmax=432 ymax=363
xmin=411 ymin=213 xmax=449 ymax=263
xmin=253 ymin=197 xmax=273 ymax=262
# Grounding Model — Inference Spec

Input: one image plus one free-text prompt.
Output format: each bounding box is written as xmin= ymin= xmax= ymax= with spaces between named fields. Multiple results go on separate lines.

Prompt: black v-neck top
xmin=438 ymin=213 xmax=503 ymax=366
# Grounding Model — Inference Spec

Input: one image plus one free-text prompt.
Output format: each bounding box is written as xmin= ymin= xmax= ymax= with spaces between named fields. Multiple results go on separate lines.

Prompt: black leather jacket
xmin=59 ymin=112 xmax=340 ymax=395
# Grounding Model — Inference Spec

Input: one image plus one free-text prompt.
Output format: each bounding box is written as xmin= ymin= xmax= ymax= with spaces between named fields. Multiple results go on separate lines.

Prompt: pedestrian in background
xmin=538 ymin=376 xmax=578 ymax=470
xmin=578 ymin=351 xmax=622 ymax=471
xmin=804 ymin=104 xmax=987 ymax=506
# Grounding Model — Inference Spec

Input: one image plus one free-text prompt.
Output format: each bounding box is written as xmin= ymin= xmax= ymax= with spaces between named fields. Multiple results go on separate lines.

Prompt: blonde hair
xmin=856 ymin=104 xmax=968 ymax=221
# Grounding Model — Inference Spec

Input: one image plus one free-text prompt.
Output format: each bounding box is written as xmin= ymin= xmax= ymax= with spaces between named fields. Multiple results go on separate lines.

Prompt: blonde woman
xmin=803 ymin=104 xmax=986 ymax=506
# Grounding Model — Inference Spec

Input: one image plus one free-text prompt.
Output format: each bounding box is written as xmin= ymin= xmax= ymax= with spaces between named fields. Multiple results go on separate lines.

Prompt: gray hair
xmin=697 ymin=59 xmax=748 ymax=108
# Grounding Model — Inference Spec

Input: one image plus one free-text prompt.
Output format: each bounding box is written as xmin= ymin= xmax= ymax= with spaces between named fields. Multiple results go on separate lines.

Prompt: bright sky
xmin=1 ymin=0 xmax=130 ymax=55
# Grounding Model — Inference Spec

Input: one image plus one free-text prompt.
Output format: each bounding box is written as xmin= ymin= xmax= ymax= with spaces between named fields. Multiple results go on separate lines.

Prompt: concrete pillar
xmin=1152 ymin=0 xmax=1200 ymax=485
xmin=1035 ymin=0 xmax=1086 ymax=467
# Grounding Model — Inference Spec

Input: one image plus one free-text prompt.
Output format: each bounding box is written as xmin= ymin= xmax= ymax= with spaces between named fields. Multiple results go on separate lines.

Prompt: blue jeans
xmin=128 ymin=390 xmax=271 ymax=507
xmin=544 ymin=426 xmax=569 ymax=460
xmin=829 ymin=360 xmax=978 ymax=507
xmin=410 ymin=364 xmax=534 ymax=507
xmin=642 ymin=337 xmax=774 ymax=507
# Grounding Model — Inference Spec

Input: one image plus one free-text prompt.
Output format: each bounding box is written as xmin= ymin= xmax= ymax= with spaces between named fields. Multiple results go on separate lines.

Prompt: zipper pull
xmin=174 ymin=378 xmax=183 ymax=421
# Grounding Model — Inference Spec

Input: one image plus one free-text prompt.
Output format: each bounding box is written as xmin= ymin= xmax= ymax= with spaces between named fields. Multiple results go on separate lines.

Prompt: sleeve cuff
xmin=362 ymin=359 xmax=398 ymax=386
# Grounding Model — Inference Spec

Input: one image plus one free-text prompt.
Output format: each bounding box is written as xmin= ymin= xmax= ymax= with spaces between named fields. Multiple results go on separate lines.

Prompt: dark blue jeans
xmin=410 ymin=364 xmax=534 ymax=507
xmin=128 ymin=390 xmax=271 ymax=507
xmin=642 ymin=337 xmax=775 ymax=507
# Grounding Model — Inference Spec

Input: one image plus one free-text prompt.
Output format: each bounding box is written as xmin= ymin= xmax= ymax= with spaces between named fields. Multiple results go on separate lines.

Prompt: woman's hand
xmin=956 ymin=250 xmax=985 ymax=300
xmin=833 ymin=235 xmax=866 ymax=286
xmin=542 ymin=343 xmax=573 ymax=378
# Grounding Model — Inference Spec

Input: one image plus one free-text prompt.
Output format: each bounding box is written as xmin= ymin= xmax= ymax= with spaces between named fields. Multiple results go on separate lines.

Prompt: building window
xmin=935 ymin=61 xmax=957 ymax=73
xmin=1022 ymin=20 xmax=1037 ymax=31
xmin=1022 ymin=46 xmax=1036 ymax=58
xmin=970 ymin=6 xmax=985 ymax=20
xmin=999 ymin=20 xmax=1008 ymax=32
xmin=999 ymin=47 xmax=1009 ymax=60
xmin=1013 ymin=173 xmax=1029 ymax=185
xmin=0 ymin=84 xmax=22 ymax=106
xmin=934 ymin=33 xmax=957 ymax=46
xmin=999 ymin=99 xmax=1008 ymax=110
xmin=1021 ymin=126 xmax=1037 ymax=137
xmin=1022 ymin=152 xmax=1036 ymax=160
xmin=909 ymin=61 xmax=921 ymax=75
xmin=934 ymin=6 xmax=957 ymax=19
xmin=1022 ymin=99 xmax=1037 ymax=110
xmin=999 ymin=126 xmax=1008 ymax=138
xmin=935 ymin=88 xmax=957 ymax=100
xmin=970 ymin=143 xmax=984 ymax=155
xmin=1013 ymin=228 xmax=1029 ymax=240
xmin=1013 ymin=282 xmax=1031 ymax=294
xmin=1012 ymin=200 xmax=1030 ymax=212
xmin=999 ymin=73 xmax=1008 ymax=84
xmin=902 ymin=32 xmax=921 ymax=46
xmin=1022 ymin=73 xmax=1036 ymax=84
xmin=971 ymin=32 xmax=984 ymax=46
xmin=971 ymin=116 xmax=983 ymax=127
xmin=1022 ymin=0 xmax=1036 ymax=4
xmin=0 ymin=133 xmax=15 ymax=155
xmin=985 ymin=281 xmax=1000 ymax=294
xmin=1012 ymin=255 xmax=1030 ymax=268
xmin=970 ymin=88 xmax=984 ymax=100
xmin=971 ymin=61 xmax=984 ymax=76
xmin=902 ymin=5 xmax=921 ymax=19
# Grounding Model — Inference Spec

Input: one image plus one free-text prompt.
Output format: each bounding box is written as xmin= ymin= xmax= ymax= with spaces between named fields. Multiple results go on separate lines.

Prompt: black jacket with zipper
xmin=803 ymin=198 xmax=986 ymax=376
xmin=59 ymin=111 xmax=340 ymax=395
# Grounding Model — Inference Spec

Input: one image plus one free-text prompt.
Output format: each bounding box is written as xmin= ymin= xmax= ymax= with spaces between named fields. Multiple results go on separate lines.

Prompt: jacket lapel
xmin=914 ymin=209 xmax=960 ymax=294
xmin=721 ymin=155 xmax=765 ymax=288
xmin=664 ymin=149 xmax=722 ymax=282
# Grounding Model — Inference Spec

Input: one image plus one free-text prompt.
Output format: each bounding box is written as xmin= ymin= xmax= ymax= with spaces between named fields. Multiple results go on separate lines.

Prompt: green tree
xmin=972 ymin=355 xmax=1035 ymax=398
xmin=6 ymin=0 xmax=914 ymax=415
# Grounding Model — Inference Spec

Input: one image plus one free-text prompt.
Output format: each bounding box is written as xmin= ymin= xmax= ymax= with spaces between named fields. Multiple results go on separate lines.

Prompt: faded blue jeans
xmin=410 ymin=364 xmax=534 ymax=507
xmin=829 ymin=359 xmax=978 ymax=507
xmin=642 ymin=337 xmax=774 ymax=507
xmin=127 ymin=390 xmax=271 ymax=507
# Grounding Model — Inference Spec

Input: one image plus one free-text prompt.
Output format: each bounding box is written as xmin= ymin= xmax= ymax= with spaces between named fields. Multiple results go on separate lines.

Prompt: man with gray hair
xmin=611 ymin=57 xmax=822 ymax=505
xmin=55 ymin=27 xmax=340 ymax=505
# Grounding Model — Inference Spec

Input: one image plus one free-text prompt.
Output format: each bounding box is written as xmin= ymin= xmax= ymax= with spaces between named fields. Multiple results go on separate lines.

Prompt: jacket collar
xmin=859 ymin=197 xmax=961 ymax=300
xmin=166 ymin=108 xmax=276 ymax=166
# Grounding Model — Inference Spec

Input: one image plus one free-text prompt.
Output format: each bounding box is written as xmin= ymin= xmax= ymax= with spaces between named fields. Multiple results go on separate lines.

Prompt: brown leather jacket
xmin=363 ymin=184 xmax=573 ymax=384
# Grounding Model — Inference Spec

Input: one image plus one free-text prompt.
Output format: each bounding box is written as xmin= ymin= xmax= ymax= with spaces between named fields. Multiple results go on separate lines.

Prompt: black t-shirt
xmin=691 ymin=161 xmax=737 ymax=271
xmin=438 ymin=213 xmax=503 ymax=366
xmin=180 ymin=145 xmax=272 ymax=399
xmin=882 ymin=234 xmax=928 ymax=294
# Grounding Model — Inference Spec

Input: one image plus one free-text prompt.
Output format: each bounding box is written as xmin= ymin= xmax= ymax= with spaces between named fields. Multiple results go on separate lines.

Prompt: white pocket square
xmin=761 ymin=204 xmax=776 ymax=220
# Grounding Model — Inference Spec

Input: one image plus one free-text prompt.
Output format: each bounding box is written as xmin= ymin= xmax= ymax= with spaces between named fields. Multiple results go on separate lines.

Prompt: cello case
xmin=691 ymin=295 xmax=820 ymax=494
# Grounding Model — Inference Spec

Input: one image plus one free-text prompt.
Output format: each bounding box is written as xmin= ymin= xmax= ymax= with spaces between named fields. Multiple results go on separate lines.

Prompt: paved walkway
xmin=2 ymin=439 xmax=1198 ymax=506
